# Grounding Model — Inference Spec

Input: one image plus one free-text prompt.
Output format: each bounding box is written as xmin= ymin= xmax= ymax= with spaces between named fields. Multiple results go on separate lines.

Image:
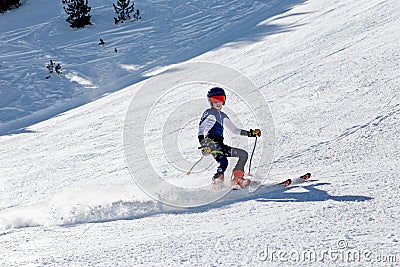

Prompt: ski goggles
xmin=209 ymin=95 xmax=226 ymax=103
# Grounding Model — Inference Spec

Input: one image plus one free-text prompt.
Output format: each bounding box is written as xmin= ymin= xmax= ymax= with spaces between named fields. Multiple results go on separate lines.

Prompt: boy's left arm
xmin=224 ymin=118 xmax=261 ymax=137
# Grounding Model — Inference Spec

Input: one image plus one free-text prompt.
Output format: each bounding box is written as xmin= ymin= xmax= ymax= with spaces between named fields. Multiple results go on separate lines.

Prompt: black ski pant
xmin=213 ymin=142 xmax=248 ymax=174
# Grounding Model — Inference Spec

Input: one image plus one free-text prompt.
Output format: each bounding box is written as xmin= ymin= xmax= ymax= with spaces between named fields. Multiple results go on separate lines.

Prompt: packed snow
xmin=1 ymin=0 xmax=399 ymax=266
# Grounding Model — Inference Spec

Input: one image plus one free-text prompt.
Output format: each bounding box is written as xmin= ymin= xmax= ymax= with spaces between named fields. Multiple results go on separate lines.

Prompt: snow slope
xmin=1 ymin=0 xmax=400 ymax=266
xmin=0 ymin=0 xmax=301 ymax=134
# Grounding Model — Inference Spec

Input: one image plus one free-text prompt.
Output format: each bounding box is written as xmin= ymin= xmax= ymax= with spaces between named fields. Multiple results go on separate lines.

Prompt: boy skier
xmin=198 ymin=87 xmax=261 ymax=189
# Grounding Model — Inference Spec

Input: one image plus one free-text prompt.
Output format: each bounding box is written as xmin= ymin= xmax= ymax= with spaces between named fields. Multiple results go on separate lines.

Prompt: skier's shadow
xmin=255 ymin=181 xmax=372 ymax=203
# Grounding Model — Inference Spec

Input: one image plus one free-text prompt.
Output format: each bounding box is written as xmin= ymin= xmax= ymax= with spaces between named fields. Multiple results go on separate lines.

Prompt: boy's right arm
xmin=198 ymin=110 xmax=210 ymax=144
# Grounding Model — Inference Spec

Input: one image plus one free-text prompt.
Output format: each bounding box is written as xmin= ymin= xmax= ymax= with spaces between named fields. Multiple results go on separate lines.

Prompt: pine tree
xmin=62 ymin=0 xmax=92 ymax=28
xmin=0 ymin=0 xmax=21 ymax=13
xmin=113 ymin=0 xmax=141 ymax=24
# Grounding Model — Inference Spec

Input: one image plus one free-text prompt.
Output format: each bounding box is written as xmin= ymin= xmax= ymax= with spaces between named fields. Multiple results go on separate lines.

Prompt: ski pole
xmin=186 ymin=155 xmax=205 ymax=175
xmin=187 ymin=148 xmax=223 ymax=175
xmin=248 ymin=136 xmax=257 ymax=176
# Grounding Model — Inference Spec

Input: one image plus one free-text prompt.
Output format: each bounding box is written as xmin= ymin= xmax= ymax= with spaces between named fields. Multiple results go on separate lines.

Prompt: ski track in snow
xmin=1 ymin=0 xmax=400 ymax=266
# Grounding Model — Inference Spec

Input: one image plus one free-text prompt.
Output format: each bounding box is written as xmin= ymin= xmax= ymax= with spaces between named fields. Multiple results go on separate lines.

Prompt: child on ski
xmin=198 ymin=87 xmax=261 ymax=189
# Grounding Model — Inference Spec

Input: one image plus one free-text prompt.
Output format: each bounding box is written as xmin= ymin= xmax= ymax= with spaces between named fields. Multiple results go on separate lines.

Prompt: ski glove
xmin=198 ymin=137 xmax=221 ymax=156
xmin=200 ymin=146 xmax=212 ymax=155
xmin=247 ymin=129 xmax=261 ymax=137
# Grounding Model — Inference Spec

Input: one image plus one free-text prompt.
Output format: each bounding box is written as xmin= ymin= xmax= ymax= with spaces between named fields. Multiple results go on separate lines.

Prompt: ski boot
xmin=231 ymin=170 xmax=251 ymax=190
